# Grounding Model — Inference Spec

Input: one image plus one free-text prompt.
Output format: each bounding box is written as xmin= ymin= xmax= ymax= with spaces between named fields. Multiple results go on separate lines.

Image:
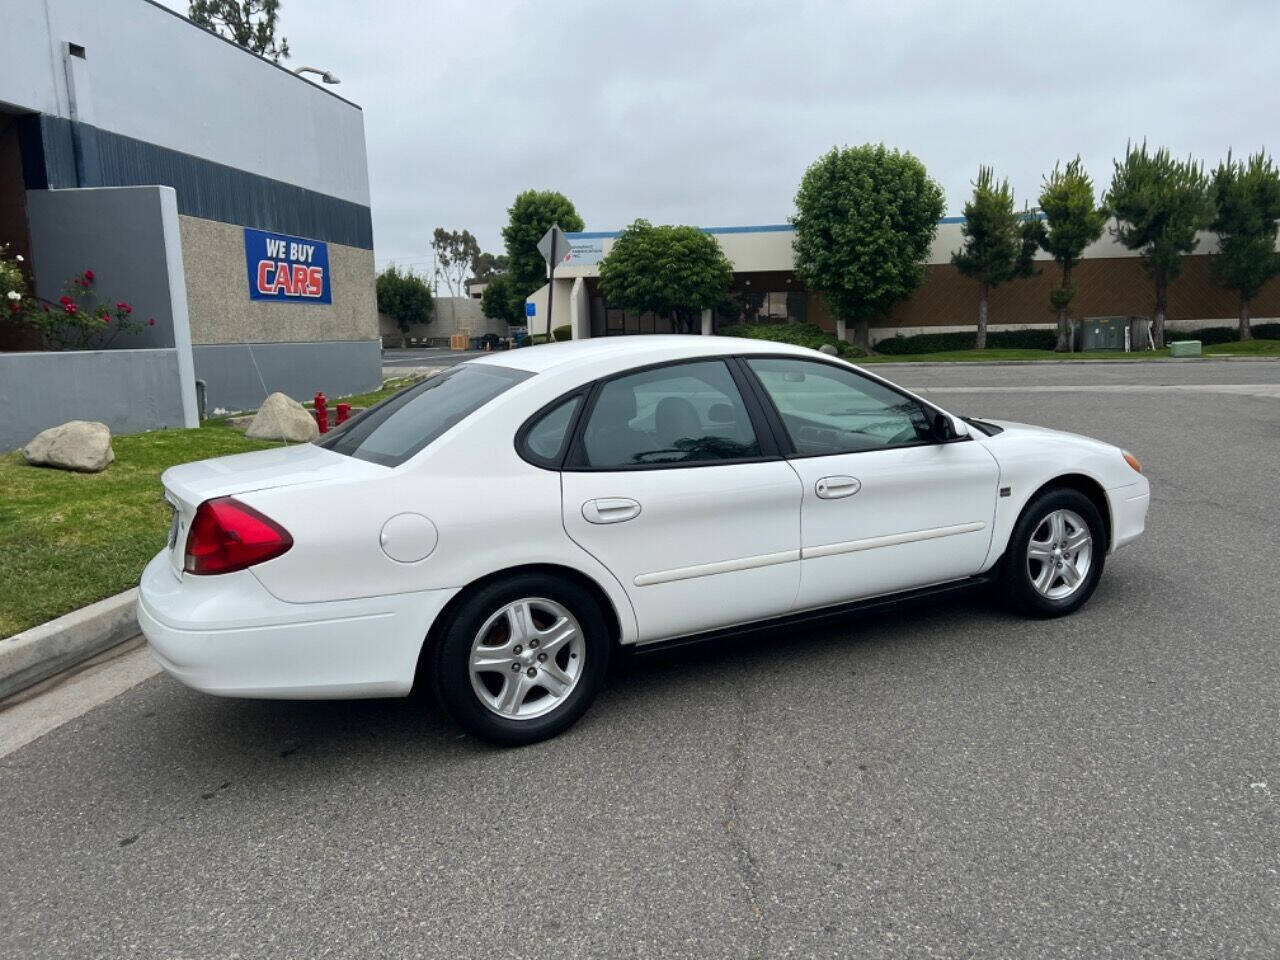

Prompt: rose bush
xmin=1 ymin=246 xmax=153 ymax=350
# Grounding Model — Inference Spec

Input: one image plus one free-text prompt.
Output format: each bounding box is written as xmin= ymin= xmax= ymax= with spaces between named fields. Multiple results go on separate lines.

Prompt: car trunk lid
xmin=160 ymin=443 xmax=387 ymax=575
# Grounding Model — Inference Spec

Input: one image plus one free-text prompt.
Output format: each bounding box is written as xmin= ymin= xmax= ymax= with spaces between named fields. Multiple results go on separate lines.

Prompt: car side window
xmin=521 ymin=395 xmax=582 ymax=466
xmin=746 ymin=357 xmax=932 ymax=456
xmin=578 ymin=360 xmax=761 ymax=468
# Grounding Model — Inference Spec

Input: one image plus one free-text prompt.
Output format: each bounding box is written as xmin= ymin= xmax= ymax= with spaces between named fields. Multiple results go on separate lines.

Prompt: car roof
xmin=468 ymin=335 xmax=823 ymax=377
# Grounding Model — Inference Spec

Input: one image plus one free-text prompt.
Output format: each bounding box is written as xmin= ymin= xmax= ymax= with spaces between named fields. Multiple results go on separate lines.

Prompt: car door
xmin=558 ymin=358 xmax=803 ymax=643
xmin=741 ymin=356 xmax=999 ymax=611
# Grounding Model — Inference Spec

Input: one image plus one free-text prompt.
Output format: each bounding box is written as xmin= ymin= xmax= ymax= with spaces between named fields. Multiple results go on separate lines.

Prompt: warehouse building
xmin=1 ymin=0 xmax=378 ymax=446
xmin=528 ymin=220 xmax=1279 ymax=343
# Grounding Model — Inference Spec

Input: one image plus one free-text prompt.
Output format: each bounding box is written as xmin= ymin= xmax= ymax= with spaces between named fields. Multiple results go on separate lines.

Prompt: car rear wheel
xmin=1001 ymin=488 xmax=1106 ymax=618
xmin=431 ymin=573 xmax=611 ymax=746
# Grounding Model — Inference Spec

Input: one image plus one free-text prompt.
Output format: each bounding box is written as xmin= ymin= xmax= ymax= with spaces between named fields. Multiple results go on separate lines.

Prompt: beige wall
xmin=179 ymin=214 xmax=376 ymax=345
xmin=378 ymin=297 xmax=507 ymax=342
xmin=526 ymin=280 xmax=577 ymax=334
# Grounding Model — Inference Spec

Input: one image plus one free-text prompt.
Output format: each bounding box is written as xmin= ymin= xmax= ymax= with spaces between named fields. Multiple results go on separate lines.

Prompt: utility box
xmin=1080 ymin=316 xmax=1128 ymax=351
xmin=1169 ymin=340 xmax=1203 ymax=358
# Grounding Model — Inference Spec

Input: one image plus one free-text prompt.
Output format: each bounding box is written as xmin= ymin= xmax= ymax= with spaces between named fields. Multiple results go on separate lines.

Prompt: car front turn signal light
xmin=1122 ymin=450 xmax=1142 ymax=474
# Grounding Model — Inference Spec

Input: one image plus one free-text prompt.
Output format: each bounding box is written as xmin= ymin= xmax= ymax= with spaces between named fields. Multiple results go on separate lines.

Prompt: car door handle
xmin=582 ymin=498 xmax=642 ymax=524
xmin=815 ymin=476 xmax=861 ymax=500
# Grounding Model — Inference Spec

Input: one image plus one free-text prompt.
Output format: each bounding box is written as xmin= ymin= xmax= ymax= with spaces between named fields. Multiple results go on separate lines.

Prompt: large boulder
xmin=23 ymin=420 xmax=115 ymax=472
xmin=246 ymin=392 xmax=319 ymax=442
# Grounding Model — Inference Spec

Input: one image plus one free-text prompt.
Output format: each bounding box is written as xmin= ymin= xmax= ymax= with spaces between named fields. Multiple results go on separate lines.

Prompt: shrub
xmin=1172 ymin=323 xmax=1280 ymax=344
xmin=552 ymin=324 xmax=572 ymax=342
xmin=2 ymin=248 xmax=151 ymax=350
xmin=376 ymin=265 xmax=433 ymax=333
xmin=719 ymin=322 xmax=868 ymax=359
xmin=874 ymin=328 xmax=1056 ymax=354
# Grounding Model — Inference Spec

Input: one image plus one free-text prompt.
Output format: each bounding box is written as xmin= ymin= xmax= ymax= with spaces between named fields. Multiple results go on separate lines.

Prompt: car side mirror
xmin=931 ymin=411 xmax=961 ymax=442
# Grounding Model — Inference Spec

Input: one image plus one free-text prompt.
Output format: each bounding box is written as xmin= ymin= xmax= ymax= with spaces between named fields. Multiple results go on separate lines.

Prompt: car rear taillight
xmin=184 ymin=497 xmax=293 ymax=575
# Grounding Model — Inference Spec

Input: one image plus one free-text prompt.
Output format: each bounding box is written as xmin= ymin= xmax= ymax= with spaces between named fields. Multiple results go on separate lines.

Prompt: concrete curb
xmin=0 ymin=589 xmax=139 ymax=701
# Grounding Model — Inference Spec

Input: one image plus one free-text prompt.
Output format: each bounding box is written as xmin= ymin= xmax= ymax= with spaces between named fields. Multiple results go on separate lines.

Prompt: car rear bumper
xmin=1107 ymin=478 xmax=1151 ymax=553
xmin=137 ymin=553 xmax=457 ymax=699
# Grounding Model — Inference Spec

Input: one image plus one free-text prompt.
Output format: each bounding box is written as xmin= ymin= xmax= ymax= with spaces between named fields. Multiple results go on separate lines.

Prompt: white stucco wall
xmin=2 ymin=0 xmax=369 ymax=205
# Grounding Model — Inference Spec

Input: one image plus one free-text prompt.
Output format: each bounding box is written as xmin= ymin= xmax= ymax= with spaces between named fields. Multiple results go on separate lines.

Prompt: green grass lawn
xmin=859 ymin=339 xmax=1280 ymax=363
xmin=309 ymin=375 xmax=423 ymax=410
xmin=1202 ymin=338 xmax=1280 ymax=356
xmin=0 ymin=425 xmax=277 ymax=637
xmin=1 ymin=375 xmax=426 ymax=637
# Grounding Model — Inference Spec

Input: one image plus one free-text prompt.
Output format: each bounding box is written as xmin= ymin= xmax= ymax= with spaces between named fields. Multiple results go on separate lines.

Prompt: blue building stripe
xmin=19 ymin=114 xmax=373 ymax=250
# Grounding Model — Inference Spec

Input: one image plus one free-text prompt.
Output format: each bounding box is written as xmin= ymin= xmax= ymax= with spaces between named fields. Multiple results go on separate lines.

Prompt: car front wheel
xmin=431 ymin=573 xmax=611 ymax=746
xmin=1002 ymin=488 xmax=1106 ymax=618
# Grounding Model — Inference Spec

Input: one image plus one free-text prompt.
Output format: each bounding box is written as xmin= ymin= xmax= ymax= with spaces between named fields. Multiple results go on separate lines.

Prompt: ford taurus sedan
xmin=138 ymin=337 xmax=1150 ymax=745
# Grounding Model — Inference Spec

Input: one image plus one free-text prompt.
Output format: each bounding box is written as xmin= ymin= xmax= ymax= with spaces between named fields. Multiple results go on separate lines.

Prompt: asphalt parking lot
xmin=2 ymin=359 xmax=1278 ymax=959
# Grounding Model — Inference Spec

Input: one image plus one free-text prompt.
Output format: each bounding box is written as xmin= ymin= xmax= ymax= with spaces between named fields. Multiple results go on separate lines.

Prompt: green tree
xmin=598 ymin=220 xmax=733 ymax=334
xmin=376 ymin=265 xmax=433 ymax=342
xmin=188 ymin=0 xmax=289 ymax=62
xmin=479 ymin=272 xmax=524 ymax=327
xmin=501 ymin=190 xmax=585 ymax=306
xmin=1107 ymin=142 xmax=1213 ymax=348
xmin=1210 ymin=150 xmax=1280 ymax=341
xmin=791 ymin=144 xmax=944 ymax=349
xmin=431 ymin=228 xmax=480 ymax=297
xmin=471 ymin=251 xmax=509 ymax=284
xmin=1038 ymin=158 xmax=1109 ymax=351
xmin=951 ymin=167 xmax=1041 ymax=350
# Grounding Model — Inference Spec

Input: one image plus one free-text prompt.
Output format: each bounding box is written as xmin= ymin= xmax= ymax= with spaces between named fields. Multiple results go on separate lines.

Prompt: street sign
xmin=537 ymin=224 xmax=573 ymax=266
xmin=535 ymin=223 xmax=572 ymax=340
xmin=525 ymin=301 xmax=536 ymax=317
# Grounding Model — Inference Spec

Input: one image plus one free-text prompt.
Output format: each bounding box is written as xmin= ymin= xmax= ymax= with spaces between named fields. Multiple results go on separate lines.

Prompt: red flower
xmin=102 ymin=316 xmax=110 ymax=324
xmin=64 ymin=303 xmax=77 ymax=315
xmin=7 ymin=301 xmax=18 ymax=312
xmin=116 ymin=302 xmax=132 ymax=314
xmin=59 ymin=295 xmax=73 ymax=305
xmin=147 ymin=317 xmax=156 ymax=326
xmin=83 ymin=270 xmax=95 ymax=282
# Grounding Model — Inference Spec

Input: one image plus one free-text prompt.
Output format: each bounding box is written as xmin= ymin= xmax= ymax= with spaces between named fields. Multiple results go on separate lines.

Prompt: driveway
xmin=2 ymin=360 xmax=1278 ymax=959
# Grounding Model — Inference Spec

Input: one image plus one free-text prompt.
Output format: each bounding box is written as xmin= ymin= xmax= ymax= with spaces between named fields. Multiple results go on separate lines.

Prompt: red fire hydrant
xmin=314 ymin=391 xmax=329 ymax=434
xmin=336 ymin=402 xmax=350 ymax=426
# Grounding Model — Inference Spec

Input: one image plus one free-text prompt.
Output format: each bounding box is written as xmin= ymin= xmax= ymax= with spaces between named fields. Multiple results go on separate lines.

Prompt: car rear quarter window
xmin=520 ymin=394 xmax=583 ymax=467
xmin=318 ymin=364 xmax=531 ymax=467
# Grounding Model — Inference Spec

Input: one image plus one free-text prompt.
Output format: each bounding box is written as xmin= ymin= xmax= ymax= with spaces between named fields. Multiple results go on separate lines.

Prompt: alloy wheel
xmin=468 ymin=597 xmax=585 ymax=720
xmin=1025 ymin=508 xmax=1093 ymax=600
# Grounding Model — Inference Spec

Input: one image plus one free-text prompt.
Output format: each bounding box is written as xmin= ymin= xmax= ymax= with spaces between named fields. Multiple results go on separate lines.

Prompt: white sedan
xmin=139 ymin=337 xmax=1150 ymax=745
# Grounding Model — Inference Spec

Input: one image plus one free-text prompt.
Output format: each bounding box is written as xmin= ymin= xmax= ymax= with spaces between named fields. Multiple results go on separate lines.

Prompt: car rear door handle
xmin=815 ymin=476 xmax=861 ymax=500
xmin=582 ymin=498 xmax=642 ymax=524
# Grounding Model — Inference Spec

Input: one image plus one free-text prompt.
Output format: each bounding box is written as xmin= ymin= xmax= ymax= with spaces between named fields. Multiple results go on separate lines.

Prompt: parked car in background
xmin=138 ymin=337 xmax=1150 ymax=745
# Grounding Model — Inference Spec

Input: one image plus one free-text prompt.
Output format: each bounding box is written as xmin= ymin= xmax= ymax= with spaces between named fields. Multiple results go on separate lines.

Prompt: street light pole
xmin=292 ymin=67 xmax=341 ymax=84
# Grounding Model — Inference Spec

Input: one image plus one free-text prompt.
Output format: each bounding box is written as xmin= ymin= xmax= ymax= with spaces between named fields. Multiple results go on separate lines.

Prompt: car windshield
xmin=317 ymin=364 xmax=531 ymax=467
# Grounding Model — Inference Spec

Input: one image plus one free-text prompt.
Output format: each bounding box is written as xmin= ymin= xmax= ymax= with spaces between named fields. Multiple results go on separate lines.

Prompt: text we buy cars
xmin=244 ymin=228 xmax=332 ymax=304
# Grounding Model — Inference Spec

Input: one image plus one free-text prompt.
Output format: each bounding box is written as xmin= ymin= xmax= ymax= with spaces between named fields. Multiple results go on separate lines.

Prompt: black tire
xmin=430 ymin=572 xmax=611 ymax=746
xmin=1001 ymin=487 xmax=1107 ymax=618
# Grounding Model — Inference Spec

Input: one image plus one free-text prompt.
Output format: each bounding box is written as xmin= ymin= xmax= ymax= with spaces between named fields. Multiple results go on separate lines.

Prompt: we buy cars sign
xmin=244 ymin=228 xmax=332 ymax=304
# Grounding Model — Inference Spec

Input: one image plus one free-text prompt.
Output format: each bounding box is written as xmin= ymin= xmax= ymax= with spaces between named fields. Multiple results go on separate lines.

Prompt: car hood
xmin=161 ymin=442 xmax=386 ymax=510
xmin=980 ymin=419 xmax=1117 ymax=451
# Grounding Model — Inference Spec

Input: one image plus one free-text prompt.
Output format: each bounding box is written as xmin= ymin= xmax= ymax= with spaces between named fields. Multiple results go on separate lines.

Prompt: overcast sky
xmin=164 ymin=0 xmax=1279 ymax=275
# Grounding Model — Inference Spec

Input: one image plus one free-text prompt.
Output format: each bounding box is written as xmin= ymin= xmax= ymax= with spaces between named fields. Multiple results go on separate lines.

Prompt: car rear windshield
xmin=317 ymin=364 xmax=532 ymax=467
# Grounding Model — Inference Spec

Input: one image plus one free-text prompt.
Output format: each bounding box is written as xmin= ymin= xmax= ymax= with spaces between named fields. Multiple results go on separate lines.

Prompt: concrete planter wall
xmin=0 ymin=347 xmax=191 ymax=451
